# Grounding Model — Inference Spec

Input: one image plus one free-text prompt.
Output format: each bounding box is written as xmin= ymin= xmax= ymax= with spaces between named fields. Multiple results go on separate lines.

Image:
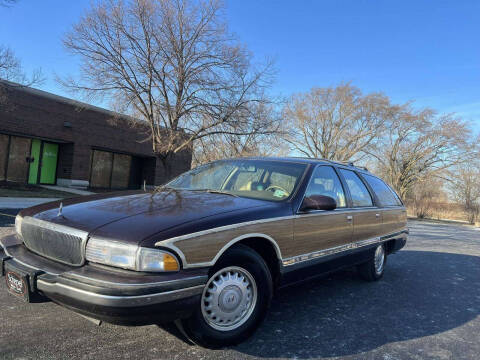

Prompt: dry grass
xmin=407 ymin=201 xmax=469 ymax=223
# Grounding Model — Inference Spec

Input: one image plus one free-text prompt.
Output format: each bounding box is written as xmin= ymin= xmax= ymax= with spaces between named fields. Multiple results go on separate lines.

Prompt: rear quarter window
xmin=363 ymin=174 xmax=402 ymax=206
xmin=338 ymin=169 xmax=373 ymax=207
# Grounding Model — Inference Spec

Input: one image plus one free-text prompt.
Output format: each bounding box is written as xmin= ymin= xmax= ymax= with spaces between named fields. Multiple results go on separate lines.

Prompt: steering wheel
xmin=265 ymin=185 xmax=289 ymax=196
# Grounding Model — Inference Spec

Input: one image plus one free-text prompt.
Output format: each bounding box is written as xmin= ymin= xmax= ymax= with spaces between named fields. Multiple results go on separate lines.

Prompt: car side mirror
xmin=300 ymin=195 xmax=337 ymax=212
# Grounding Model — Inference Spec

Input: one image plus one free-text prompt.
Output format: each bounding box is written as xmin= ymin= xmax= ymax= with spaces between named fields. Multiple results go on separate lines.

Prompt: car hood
xmin=22 ymin=190 xmax=275 ymax=245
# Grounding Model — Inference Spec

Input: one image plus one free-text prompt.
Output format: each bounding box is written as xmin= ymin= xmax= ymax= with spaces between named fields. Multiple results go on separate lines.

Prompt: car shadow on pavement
xmin=228 ymin=250 xmax=480 ymax=358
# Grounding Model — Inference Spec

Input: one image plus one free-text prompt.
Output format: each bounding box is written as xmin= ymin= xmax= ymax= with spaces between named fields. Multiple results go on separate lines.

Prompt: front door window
xmin=305 ymin=166 xmax=347 ymax=208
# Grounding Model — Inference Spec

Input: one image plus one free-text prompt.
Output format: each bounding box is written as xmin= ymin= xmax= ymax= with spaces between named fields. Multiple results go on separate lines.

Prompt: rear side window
xmin=363 ymin=174 xmax=402 ymax=206
xmin=338 ymin=169 xmax=373 ymax=207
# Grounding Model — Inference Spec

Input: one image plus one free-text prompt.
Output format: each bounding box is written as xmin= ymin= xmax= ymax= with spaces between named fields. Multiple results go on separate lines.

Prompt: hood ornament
xmin=57 ymin=202 xmax=63 ymax=217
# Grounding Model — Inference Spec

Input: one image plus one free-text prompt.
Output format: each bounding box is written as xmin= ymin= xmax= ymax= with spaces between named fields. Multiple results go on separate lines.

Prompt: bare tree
xmin=369 ymin=106 xmax=478 ymax=199
xmin=0 ymin=46 xmax=18 ymax=79
xmin=449 ymin=164 xmax=480 ymax=225
xmin=192 ymin=102 xmax=287 ymax=164
xmin=0 ymin=45 xmax=44 ymax=110
xmin=405 ymin=174 xmax=447 ymax=218
xmin=282 ymin=83 xmax=392 ymax=161
xmin=0 ymin=45 xmax=43 ymax=85
xmin=62 ymin=0 xmax=276 ymax=176
xmin=0 ymin=0 xmax=45 ymax=106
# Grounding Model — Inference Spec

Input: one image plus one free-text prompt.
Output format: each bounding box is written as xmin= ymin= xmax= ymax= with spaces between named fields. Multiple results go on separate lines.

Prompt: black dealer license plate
xmin=4 ymin=263 xmax=31 ymax=302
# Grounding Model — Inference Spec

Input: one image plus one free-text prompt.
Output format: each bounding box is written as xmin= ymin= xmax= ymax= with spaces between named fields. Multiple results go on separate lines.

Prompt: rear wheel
xmin=179 ymin=245 xmax=273 ymax=348
xmin=357 ymin=244 xmax=387 ymax=281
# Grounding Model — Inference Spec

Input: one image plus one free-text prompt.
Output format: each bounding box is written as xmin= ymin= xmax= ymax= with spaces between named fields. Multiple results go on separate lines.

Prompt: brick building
xmin=0 ymin=81 xmax=191 ymax=189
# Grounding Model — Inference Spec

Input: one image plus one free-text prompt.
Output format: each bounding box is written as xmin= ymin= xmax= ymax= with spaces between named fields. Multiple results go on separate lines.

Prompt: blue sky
xmin=1 ymin=0 xmax=479 ymax=129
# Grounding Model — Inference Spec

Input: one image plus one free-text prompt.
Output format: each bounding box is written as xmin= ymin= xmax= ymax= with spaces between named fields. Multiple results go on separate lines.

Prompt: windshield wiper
xmin=206 ymin=189 xmax=239 ymax=197
xmin=189 ymin=189 xmax=239 ymax=197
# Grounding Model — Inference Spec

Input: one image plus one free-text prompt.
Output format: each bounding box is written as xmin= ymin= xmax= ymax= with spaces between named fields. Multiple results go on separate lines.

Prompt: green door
xmin=28 ymin=139 xmax=41 ymax=184
xmin=39 ymin=142 xmax=59 ymax=184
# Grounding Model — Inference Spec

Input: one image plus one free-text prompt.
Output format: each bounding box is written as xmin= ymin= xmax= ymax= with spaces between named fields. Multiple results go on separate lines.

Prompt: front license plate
xmin=5 ymin=264 xmax=31 ymax=302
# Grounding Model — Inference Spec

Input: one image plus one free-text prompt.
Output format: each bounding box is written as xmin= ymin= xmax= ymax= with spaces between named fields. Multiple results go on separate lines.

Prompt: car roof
xmin=224 ymin=156 xmax=370 ymax=173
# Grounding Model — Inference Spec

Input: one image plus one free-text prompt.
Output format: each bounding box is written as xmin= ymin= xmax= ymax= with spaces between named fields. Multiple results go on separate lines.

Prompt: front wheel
xmin=178 ymin=245 xmax=273 ymax=348
xmin=357 ymin=244 xmax=387 ymax=281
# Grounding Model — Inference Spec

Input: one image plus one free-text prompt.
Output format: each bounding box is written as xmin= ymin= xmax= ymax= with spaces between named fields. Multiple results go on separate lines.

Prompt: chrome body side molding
xmin=282 ymin=229 xmax=408 ymax=267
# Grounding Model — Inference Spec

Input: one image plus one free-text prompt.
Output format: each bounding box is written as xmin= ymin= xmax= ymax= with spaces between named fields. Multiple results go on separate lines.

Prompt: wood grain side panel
xmin=170 ymin=207 xmax=407 ymax=266
xmin=293 ymin=213 xmax=352 ymax=255
xmin=174 ymin=218 xmax=294 ymax=264
xmin=353 ymin=210 xmax=382 ymax=241
xmin=382 ymin=207 xmax=407 ymax=235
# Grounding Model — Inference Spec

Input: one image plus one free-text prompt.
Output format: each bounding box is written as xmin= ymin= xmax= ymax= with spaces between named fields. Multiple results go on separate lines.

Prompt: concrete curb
xmin=38 ymin=185 xmax=95 ymax=196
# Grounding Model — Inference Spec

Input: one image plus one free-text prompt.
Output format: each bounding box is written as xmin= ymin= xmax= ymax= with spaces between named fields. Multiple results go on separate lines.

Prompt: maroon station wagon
xmin=1 ymin=157 xmax=407 ymax=347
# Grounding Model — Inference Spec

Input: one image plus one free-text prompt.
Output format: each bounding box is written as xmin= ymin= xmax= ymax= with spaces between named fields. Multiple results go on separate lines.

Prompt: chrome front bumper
xmin=35 ymin=278 xmax=205 ymax=308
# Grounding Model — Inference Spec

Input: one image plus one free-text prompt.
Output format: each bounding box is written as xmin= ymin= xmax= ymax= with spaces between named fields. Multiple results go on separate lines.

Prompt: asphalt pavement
xmin=0 ymin=209 xmax=18 ymax=227
xmin=0 ymin=220 xmax=479 ymax=360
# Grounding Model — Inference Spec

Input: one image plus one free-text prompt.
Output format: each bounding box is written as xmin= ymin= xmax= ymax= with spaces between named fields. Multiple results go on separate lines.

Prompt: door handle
xmin=346 ymin=215 xmax=353 ymax=221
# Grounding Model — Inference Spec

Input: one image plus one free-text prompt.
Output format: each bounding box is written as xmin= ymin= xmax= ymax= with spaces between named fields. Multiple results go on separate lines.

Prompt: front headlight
xmin=85 ymin=237 xmax=179 ymax=272
xmin=15 ymin=215 xmax=23 ymax=237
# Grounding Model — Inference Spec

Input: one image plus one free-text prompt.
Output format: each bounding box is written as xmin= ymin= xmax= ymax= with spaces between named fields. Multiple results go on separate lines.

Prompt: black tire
xmin=357 ymin=244 xmax=387 ymax=281
xmin=179 ymin=244 xmax=273 ymax=348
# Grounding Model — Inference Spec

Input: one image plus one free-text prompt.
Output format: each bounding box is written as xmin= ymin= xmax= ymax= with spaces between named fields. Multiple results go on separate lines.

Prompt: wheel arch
xmin=214 ymin=233 xmax=283 ymax=287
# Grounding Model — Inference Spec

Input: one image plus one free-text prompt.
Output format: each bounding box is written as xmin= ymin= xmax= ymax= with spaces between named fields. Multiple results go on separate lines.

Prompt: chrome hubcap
xmin=374 ymin=244 xmax=385 ymax=275
xmin=201 ymin=266 xmax=257 ymax=331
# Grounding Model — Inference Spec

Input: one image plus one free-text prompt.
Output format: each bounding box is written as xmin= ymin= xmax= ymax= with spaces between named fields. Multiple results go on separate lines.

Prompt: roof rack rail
xmin=325 ymin=159 xmax=369 ymax=172
xmin=255 ymin=156 xmax=370 ymax=172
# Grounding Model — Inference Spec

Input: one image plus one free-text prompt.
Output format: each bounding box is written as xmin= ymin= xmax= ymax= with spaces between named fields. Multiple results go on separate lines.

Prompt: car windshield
xmin=166 ymin=160 xmax=307 ymax=202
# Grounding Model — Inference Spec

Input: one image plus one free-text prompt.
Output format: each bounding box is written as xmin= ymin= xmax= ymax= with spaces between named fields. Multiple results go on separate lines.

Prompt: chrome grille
xmin=20 ymin=217 xmax=88 ymax=266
